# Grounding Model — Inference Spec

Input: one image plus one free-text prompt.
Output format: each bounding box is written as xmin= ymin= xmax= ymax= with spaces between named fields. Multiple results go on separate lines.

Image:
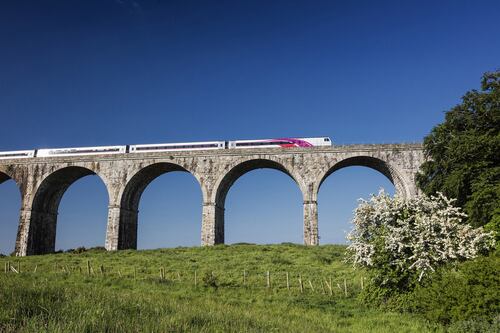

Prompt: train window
xmin=235 ymin=141 xmax=292 ymax=147
xmin=135 ymin=143 xmax=219 ymax=151
xmin=0 ymin=153 xmax=25 ymax=157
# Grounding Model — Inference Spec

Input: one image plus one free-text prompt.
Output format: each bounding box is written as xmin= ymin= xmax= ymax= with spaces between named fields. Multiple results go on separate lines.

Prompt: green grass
xmin=0 ymin=244 xmax=443 ymax=332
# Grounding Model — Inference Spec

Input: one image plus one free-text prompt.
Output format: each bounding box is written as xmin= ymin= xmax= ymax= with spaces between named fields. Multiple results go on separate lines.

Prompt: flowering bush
xmin=347 ymin=190 xmax=495 ymax=283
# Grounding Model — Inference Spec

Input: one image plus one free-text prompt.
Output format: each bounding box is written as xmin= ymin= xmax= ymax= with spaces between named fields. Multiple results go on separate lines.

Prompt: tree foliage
xmin=416 ymin=71 xmax=500 ymax=234
xmin=409 ymin=253 xmax=500 ymax=326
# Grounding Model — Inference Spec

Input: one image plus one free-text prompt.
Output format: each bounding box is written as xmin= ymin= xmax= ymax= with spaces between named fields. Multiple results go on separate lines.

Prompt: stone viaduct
xmin=0 ymin=143 xmax=424 ymax=256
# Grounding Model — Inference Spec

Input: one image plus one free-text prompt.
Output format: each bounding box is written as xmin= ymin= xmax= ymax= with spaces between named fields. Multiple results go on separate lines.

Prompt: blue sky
xmin=0 ymin=0 xmax=499 ymax=254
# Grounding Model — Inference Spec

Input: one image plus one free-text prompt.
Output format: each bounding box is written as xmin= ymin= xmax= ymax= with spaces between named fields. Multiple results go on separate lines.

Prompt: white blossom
xmin=346 ymin=190 xmax=496 ymax=281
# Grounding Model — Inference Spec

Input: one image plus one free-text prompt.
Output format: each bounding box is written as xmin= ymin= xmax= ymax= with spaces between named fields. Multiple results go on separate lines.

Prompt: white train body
xmin=36 ymin=145 xmax=126 ymax=157
xmin=130 ymin=141 xmax=225 ymax=153
xmin=0 ymin=137 xmax=332 ymax=159
xmin=228 ymin=137 xmax=331 ymax=149
xmin=0 ymin=150 xmax=35 ymax=160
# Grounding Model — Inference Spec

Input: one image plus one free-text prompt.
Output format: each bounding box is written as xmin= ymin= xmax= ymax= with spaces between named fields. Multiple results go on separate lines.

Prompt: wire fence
xmin=2 ymin=259 xmax=366 ymax=297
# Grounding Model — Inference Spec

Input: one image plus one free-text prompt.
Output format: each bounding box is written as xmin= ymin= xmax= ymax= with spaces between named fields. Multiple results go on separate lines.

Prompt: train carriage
xmin=0 ymin=150 xmax=35 ymax=159
xmin=129 ymin=141 xmax=225 ymax=153
xmin=228 ymin=137 xmax=331 ymax=149
xmin=36 ymin=145 xmax=126 ymax=157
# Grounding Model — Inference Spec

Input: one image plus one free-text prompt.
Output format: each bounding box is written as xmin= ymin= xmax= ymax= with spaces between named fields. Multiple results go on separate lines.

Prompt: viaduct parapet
xmin=0 ymin=143 xmax=424 ymax=256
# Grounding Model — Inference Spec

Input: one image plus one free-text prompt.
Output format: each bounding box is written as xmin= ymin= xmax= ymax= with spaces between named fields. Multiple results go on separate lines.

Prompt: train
xmin=0 ymin=137 xmax=332 ymax=160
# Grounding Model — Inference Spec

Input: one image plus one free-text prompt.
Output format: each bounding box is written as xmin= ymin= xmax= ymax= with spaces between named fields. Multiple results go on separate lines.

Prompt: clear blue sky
xmin=0 ymin=0 xmax=499 ymax=254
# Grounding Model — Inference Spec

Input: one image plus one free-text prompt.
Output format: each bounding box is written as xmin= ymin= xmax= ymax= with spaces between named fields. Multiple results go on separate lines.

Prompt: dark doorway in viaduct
xmin=0 ymin=172 xmax=21 ymax=255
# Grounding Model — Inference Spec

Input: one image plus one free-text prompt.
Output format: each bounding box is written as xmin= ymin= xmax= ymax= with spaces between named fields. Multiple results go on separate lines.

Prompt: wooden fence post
xmin=308 ymin=280 xmax=315 ymax=292
xmin=325 ymin=279 xmax=333 ymax=296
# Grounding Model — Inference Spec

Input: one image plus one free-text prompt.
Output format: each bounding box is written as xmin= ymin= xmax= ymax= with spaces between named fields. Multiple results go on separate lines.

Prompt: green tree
xmin=416 ymin=71 xmax=500 ymax=234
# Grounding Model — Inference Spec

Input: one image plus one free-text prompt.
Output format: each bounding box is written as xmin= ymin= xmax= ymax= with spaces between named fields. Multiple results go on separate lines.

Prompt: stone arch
xmin=28 ymin=166 xmax=109 ymax=255
xmin=0 ymin=167 xmax=24 ymax=194
xmin=0 ymin=170 xmax=10 ymax=185
xmin=214 ymin=158 xmax=301 ymax=206
xmin=116 ymin=162 xmax=203 ymax=250
xmin=0 ymin=168 xmax=23 ymax=255
xmin=309 ymin=155 xmax=409 ymax=246
xmin=317 ymin=155 xmax=410 ymax=199
xmin=0 ymin=167 xmax=24 ymax=211
xmin=207 ymin=158 xmax=303 ymax=245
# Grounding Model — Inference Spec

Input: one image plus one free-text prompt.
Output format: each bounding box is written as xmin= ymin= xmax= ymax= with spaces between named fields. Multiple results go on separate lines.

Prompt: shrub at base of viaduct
xmin=0 ymin=144 xmax=424 ymax=256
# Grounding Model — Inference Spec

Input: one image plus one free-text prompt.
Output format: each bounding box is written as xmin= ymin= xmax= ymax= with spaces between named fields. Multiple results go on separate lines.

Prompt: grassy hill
xmin=0 ymin=244 xmax=443 ymax=332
